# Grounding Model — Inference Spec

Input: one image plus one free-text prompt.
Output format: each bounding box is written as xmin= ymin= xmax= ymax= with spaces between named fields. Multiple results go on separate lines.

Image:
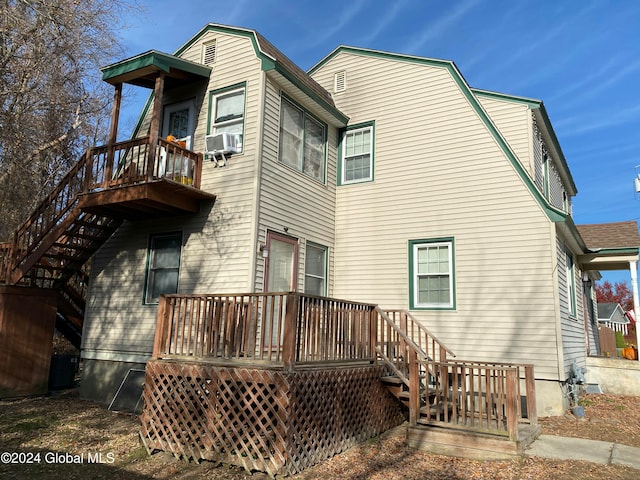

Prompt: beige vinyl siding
xmin=311 ymin=52 xmax=561 ymax=379
xmin=476 ymin=95 xmax=532 ymax=178
xmin=253 ymin=77 xmax=337 ymax=293
xmin=83 ymin=31 xmax=264 ymax=360
xmin=556 ymin=235 xmax=586 ymax=377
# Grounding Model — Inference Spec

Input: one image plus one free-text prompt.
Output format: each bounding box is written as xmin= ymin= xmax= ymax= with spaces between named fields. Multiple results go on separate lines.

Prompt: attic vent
xmin=203 ymin=40 xmax=217 ymax=65
xmin=334 ymin=71 xmax=346 ymax=93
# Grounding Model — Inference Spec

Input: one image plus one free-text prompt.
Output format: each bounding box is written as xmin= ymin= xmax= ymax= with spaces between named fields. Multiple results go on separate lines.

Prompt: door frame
xmin=264 ymin=231 xmax=299 ymax=292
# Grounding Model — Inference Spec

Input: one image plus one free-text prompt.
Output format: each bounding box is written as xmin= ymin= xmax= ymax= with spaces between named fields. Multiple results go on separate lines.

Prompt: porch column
xmin=147 ymin=71 xmax=165 ymax=178
xmin=631 ymin=260 xmax=640 ymax=360
xmin=105 ymin=82 xmax=122 ymax=183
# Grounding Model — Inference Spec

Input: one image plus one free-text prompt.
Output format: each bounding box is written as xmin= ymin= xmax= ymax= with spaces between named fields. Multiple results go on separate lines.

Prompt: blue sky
xmin=117 ymin=0 xmax=640 ymax=284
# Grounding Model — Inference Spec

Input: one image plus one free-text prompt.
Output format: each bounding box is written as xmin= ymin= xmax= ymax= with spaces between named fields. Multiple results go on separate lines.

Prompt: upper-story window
xmin=341 ymin=122 xmax=374 ymax=184
xmin=209 ymin=84 xmax=245 ymax=151
xmin=278 ymin=96 xmax=326 ymax=183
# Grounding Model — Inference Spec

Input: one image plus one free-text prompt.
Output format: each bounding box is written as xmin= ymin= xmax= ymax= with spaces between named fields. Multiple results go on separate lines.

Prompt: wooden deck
xmin=141 ymin=292 xmax=540 ymax=475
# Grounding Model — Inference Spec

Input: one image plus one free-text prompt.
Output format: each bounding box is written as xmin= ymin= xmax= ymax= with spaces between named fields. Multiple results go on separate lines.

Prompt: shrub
xmin=616 ymin=330 xmax=627 ymax=348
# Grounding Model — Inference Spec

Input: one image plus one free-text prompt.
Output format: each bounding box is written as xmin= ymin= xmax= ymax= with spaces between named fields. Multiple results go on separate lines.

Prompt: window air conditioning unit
xmin=205 ymin=133 xmax=240 ymax=156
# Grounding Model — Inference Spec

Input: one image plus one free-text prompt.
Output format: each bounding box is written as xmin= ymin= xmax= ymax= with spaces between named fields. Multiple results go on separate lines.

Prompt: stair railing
xmin=384 ymin=309 xmax=455 ymax=363
xmin=6 ymin=151 xmax=91 ymax=283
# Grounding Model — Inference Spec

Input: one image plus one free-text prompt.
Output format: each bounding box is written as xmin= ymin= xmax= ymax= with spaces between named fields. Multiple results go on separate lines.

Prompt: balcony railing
xmin=3 ymin=136 xmax=203 ymax=284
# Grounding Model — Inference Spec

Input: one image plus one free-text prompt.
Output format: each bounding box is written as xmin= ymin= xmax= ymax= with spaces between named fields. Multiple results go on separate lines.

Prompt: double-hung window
xmin=410 ymin=239 xmax=455 ymax=309
xmin=210 ymin=85 xmax=245 ymax=151
xmin=279 ymin=97 xmax=326 ymax=182
xmin=341 ymin=123 xmax=374 ymax=184
xmin=145 ymin=233 xmax=182 ymax=304
xmin=304 ymin=243 xmax=328 ymax=296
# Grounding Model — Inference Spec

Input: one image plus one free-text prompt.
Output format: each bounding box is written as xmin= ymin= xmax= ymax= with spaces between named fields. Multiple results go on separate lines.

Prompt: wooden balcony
xmin=79 ymin=136 xmax=215 ymax=219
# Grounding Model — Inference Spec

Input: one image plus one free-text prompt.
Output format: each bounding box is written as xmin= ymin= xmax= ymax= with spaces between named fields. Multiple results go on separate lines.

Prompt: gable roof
xmin=597 ymin=302 xmax=628 ymax=323
xmin=101 ymin=50 xmax=212 ymax=89
xmin=309 ymin=46 xmax=568 ymax=223
xmin=177 ymin=24 xmax=348 ymax=125
xmin=577 ymin=221 xmax=640 ymax=251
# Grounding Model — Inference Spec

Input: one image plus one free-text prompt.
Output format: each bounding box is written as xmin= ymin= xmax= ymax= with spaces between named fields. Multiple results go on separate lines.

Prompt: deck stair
xmin=1 ymin=137 xmax=211 ymax=348
xmin=375 ymin=308 xmax=540 ymax=457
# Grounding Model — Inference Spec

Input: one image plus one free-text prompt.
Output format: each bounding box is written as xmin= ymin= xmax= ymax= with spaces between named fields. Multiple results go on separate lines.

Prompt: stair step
xmin=380 ymin=375 xmax=404 ymax=385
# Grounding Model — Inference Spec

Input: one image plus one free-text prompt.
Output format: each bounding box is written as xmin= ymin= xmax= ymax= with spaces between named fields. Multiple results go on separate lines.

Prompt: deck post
xmin=282 ymin=292 xmax=299 ymax=372
xmin=152 ymin=295 xmax=169 ymax=359
xmin=506 ymin=368 xmax=519 ymax=441
xmin=369 ymin=307 xmax=377 ymax=363
xmin=193 ymin=152 xmax=203 ymax=189
xmin=408 ymin=348 xmax=419 ymax=425
xmin=524 ymin=364 xmax=537 ymax=424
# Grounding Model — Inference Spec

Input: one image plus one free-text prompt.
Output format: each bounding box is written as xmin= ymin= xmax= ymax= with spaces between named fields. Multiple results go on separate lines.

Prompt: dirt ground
xmin=1 ymin=390 xmax=639 ymax=480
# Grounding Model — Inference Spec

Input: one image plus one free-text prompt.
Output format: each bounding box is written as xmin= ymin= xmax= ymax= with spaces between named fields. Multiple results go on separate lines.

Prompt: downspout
xmin=631 ymin=260 xmax=640 ymax=360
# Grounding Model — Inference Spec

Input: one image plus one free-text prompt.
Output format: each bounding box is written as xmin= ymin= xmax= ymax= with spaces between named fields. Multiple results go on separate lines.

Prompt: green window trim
xmin=278 ymin=94 xmax=327 ymax=184
xmin=409 ymin=238 xmax=456 ymax=310
xmin=338 ymin=121 xmax=375 ymax=185
xmin=143 ymin=232 xmax=183 ymax=305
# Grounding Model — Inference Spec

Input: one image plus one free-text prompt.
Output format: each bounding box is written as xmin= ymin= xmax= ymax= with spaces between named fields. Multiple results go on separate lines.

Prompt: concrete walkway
xmin=526 ymin=435 xmax=640 ymax=470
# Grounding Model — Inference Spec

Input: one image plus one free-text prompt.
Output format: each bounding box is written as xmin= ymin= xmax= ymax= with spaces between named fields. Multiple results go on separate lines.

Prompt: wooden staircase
xmin=1 ymin=136 xmax=213 ymax=347
xmin=375 ymin=308 xmax=540 ymax=457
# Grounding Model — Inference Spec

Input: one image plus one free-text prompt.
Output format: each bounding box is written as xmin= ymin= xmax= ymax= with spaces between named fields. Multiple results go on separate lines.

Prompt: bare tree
xmin=0 ymin=0 xmax=140 ymax=240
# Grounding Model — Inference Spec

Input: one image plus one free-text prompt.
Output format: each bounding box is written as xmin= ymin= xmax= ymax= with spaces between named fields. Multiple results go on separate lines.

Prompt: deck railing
xmin=152 ymin=292 xmax=377 ymax=369
xmin=3 ymin=136 xmax=203 ymax=284
xmin=417 ymin=360 xmax=537 ymax=440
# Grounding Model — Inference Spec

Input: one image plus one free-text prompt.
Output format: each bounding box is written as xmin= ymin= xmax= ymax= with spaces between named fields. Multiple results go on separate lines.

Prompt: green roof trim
xmin=175 ymin=24 xmax=276 ymax=70
xmin=471 ymin=88 xmax=542 ymax=109
xmin=175 ymin=24 xmax=347 ymax=125
xmin=471 ymin=88 xmax=577 ymax=195
xmin=595 ymin=247 xmax=640 ymax=255
xmin=311 ymin=46 xmax=567 ymax=223
xmin=101 ymin=50 xmax=211 ymax=84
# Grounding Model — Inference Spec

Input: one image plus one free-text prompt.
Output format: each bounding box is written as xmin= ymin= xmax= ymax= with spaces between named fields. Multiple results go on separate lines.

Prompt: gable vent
xmin=203 ymin=40 xmax=217 ymax=65
xmin=334 ymin=71 xmax=346 ymax=93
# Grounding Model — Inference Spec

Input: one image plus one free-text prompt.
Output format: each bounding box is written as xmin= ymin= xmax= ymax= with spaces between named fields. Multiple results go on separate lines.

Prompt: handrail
xmin=384 ymin=309 xmax=455 ymax=361
xmin=374 ymin=307 xmax=428 ymax=387
xmin=4 ymin=136 xmax=203 ymax=285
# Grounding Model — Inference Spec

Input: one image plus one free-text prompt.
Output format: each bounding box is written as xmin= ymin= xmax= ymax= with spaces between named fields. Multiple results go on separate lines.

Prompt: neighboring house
xmin=2 ymin=24 xmax=639 ymax=417
xmin=597 ymin=303 xmax=629 ymax=335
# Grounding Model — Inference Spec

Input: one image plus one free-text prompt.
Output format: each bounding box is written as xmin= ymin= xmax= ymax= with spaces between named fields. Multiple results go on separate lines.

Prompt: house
xmin=2 ymin=22 xmax=640 ymax=472
xmin=597 ymin=303 xmax=629 ymax=335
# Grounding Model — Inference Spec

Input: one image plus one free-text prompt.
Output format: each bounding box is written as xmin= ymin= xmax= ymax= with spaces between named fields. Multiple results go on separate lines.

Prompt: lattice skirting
xmin=140 ymin=360 xmax=405 ymax=476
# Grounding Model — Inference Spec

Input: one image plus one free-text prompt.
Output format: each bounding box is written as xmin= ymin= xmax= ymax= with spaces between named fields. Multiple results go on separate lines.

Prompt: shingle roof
xmin=254 ymin=31 xmax=336 ymax=109
xmin=576 ymin=221 xmax=640 ymax=250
